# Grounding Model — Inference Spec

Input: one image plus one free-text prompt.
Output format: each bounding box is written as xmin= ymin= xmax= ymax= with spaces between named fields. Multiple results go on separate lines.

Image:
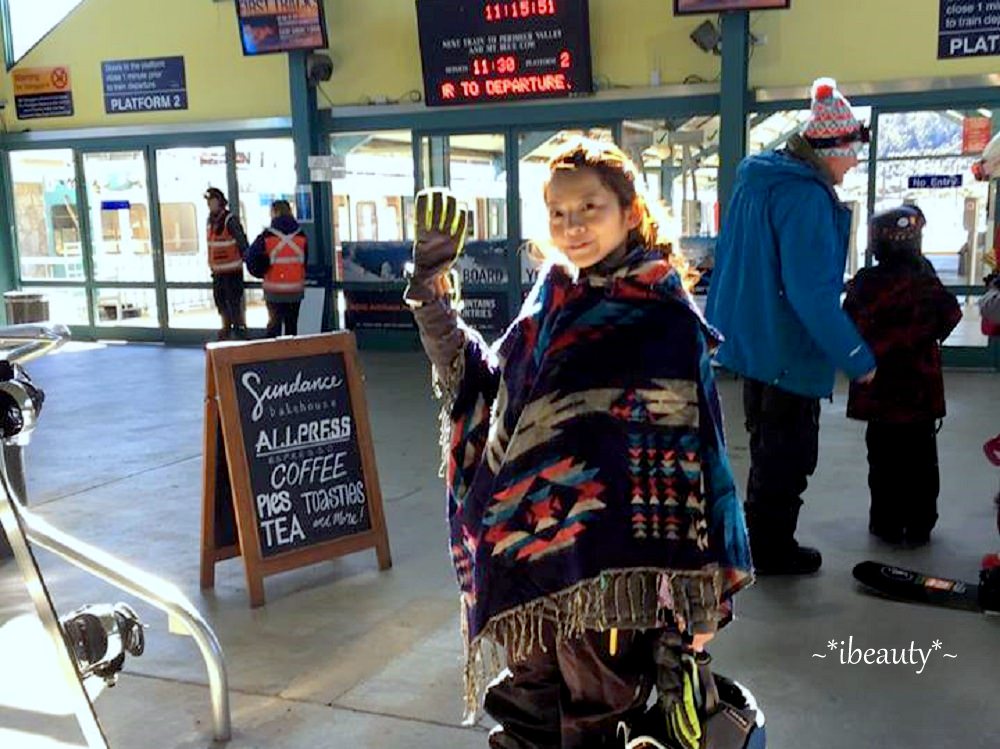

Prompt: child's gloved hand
xmin=404 ymin=188 xmax=468 ymax=306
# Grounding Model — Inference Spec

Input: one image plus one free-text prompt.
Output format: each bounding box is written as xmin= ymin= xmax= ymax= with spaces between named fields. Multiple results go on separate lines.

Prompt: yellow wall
xmin=1 ymin=0 xmax=289 ymax=130
xmin=751 ymin=0 xmax=1000 ymax=88
xmin=319 ymin=0 xmax=719 ymax=106
xmin=3 ymin=0 xmax=998 ymax=132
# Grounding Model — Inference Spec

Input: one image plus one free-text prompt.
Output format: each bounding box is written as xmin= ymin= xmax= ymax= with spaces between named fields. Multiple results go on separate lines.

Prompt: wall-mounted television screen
xmin=235 ymin=0 xmax=329 ymax=56
xmin=674 ymin=0 xmax=790 ymax=15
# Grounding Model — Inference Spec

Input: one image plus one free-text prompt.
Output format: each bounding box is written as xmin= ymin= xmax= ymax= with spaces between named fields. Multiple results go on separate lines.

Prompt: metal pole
xmin=717 ymin=11 xmax=750 ymax=226
xmin=0 ymin=461 xmax=109 ymax=749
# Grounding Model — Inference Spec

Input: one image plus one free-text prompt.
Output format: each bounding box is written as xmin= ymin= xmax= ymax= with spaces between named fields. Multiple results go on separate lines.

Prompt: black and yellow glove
xmin=404 ymin=188 xmax=468 ymax=307
xmin=664 ymin=652 xmax=705 ymax=749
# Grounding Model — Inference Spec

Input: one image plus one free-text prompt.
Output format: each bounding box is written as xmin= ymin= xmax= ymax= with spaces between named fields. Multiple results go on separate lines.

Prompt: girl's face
xmin=545 ymin=167 xmax=639 ymax=269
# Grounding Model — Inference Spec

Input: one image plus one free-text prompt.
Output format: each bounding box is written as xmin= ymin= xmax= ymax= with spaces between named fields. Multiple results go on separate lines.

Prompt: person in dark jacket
xmin=205 ymin=187 xmax=250 ymax=340
xmin=705 ymin=78 xmax=877 ymax=575
xmin=844 ymin=205 xmax=962 ymax=545
xmin=247 ymin=200 xmax=308 ymax=338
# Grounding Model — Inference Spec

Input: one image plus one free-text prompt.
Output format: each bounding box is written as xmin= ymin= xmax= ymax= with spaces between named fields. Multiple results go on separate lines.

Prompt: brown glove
xmin=404 ymin=188 xmax=468 ymax=306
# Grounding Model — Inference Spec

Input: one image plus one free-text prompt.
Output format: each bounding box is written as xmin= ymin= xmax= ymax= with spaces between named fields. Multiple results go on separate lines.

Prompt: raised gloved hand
xmin=404 ymin=188 xmax=468 ymax=306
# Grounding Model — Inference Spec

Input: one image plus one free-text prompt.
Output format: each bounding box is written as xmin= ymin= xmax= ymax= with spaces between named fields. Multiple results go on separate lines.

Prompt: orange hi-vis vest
xmin=263 ymin=228 xmax=306 ymax=296
xmin=207 ymin=212 xmax=243 ymax=274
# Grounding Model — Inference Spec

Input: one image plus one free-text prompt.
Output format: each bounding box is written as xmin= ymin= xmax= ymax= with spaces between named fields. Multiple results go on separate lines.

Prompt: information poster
xmin=102 ymin=56 xmax=188 ymax=114
xmin=939 ymin=0 xmax=1000 ymax=58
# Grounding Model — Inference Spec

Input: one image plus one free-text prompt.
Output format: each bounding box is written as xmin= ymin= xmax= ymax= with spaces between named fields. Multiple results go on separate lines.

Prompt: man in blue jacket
xmin=706 ymin=78 xmax=876 ymax=575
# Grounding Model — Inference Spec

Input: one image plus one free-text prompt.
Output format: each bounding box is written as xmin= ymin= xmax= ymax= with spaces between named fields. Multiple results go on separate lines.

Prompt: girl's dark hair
xmin=271 ymin=199 xmax=294 ymax=218
xmin=541 ymin=138 xmax=696 ymax=287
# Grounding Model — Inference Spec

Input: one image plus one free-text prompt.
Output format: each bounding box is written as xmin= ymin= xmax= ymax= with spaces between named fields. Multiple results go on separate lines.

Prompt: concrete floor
xmin=0 ymin=342 xmax=998 ymax=748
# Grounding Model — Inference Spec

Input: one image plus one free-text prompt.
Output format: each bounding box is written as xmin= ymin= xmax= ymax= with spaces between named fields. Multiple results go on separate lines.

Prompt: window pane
xmin=83 ymin=152 xmax=154 ymax=282
xmin=162 ymin=203 xmax=199 ymax=253
xmin=165 ymin=288 xmax=267 ymax=330
xmin=6 ymin=0 xmax=85 ymax=62
xmin=330 ymin=130 xmax=415 ymax=283
xmin=623 ymin=117 xmax=720 ymax=293
xmin=875 ymin=110 xmax=992 ymax=288
xmin=94 ymin=288 xmax=158 ymax=328
xmin=165 ymin=288 xmax=216 ymax=330
xmin=9 ymin=149 xmax=84 ymax=281
xmin=156 ymin=147 xmax=227 ymax=283
xmin=878 ymin=111 xmax=964 ymax=159
xmin=19 ymin=286 xmax=88 ymax=325
xmin=945 ymin=295 xmax=989 ymax=348
xmin=236 ymin=138 xmax=298 ymax=247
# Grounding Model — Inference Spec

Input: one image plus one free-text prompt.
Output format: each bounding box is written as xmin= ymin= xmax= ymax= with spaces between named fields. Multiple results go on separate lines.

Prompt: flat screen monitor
xmin=235 ymin=0 xmax=329 ymax=56
xmin=416 ymin=0 xmax=594 ymax=107
xmin=674 ymin=0 xmax=790 ymax=14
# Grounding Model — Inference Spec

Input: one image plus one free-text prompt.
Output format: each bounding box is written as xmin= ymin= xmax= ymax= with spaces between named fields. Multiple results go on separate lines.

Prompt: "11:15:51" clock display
xmin=484 ymin=1 xmax=558 ymax=22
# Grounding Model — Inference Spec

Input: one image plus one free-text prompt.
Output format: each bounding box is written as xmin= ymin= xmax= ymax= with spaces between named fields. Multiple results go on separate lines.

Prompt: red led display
xmin=484 ymin=1 xmax=558 ymax=21
xmin=416 ymin=0 xmax=593 ymax=107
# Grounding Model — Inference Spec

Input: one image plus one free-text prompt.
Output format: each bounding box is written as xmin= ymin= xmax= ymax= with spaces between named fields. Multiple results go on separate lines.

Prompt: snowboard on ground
xmin=852 ymin=560 xmax=1000 ymax=614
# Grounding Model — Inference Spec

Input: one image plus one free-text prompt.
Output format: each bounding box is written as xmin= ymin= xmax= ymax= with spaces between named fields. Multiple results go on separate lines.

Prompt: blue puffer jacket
xmin=706 ymin=147 xmax=875 ymax=398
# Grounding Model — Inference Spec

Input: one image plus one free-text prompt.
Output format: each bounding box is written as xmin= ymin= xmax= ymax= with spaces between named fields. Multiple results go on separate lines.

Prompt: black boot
xmin=746 ymin=499 xmax=821 ymax=575
xmin=869 ymin=522 xmax=905 ymax=545
xmin=752 ymin=540 xmax=822 ymax=575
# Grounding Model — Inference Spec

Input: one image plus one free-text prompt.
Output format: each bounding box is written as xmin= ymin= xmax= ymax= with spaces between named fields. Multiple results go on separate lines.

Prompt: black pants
xmin=743 ymin=378 xmax=820 ymax=550
xmin=866 ymin=420 xmax=939 ymax=537
xmin=485 ymin=628 xmax=658 ymax=749
xmin=265 ymin=301 xmax=301 ymax=338
xmin=212 ymin=273 xmax=246 ymax=338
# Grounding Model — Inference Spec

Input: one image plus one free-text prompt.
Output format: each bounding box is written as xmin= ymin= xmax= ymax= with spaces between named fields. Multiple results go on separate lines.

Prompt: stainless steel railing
xmin=0 ymin=323 xmax=231 ymax=743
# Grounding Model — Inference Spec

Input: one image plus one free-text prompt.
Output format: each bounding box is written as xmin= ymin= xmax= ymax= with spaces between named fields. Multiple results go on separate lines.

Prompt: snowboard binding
xmin=618 ymin=651 xmax=766 ymax=749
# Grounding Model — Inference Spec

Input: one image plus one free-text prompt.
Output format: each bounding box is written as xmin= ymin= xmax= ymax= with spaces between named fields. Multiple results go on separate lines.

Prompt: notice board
xmin=200 ymin=333 xmax=392 ymax=607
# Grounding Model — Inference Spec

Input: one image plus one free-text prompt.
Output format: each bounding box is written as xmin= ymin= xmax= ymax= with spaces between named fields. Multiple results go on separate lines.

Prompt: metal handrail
xmin=0 ymin=322 xmax=231 ymax=742
xmin=0 ymin=323 xmax=72 ymax=365
xmin=18 ymin=506 xmax=232 ymax=742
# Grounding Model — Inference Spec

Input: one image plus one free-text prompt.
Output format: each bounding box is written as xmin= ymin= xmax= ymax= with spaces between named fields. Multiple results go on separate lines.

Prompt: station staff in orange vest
xmin=246 ymin=200 xmax=307 ymax=338
xmin=205 ymin=187 xmax=250 ymax=340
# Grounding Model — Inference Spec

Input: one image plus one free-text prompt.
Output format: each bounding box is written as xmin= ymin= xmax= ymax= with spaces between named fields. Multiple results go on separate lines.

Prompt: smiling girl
xmin=405 ymin=138 xmax=753 ymax=748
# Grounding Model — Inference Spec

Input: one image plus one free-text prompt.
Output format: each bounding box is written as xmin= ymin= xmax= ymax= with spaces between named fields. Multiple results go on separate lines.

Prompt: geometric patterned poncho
xmin=435 ymin=247 xmax=754 ymax=718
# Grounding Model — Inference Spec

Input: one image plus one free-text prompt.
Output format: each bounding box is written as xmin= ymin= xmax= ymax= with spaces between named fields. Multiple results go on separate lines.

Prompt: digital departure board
xmin=415 ymin=0 xmax=594 ymax=107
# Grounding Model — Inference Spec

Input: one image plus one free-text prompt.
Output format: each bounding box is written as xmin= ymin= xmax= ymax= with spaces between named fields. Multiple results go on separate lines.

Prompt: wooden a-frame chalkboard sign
xmin=200 ymin=332 xmax=392 ymax=607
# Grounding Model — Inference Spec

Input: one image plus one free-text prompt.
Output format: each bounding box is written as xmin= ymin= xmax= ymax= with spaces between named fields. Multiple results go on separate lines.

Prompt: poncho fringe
xmin=458 ymin=567 xmax=727 ymax=723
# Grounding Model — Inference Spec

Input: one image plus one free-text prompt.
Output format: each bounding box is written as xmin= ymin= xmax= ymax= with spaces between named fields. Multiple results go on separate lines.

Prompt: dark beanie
xmin=870 ymin=205 xmax=925 ymax=262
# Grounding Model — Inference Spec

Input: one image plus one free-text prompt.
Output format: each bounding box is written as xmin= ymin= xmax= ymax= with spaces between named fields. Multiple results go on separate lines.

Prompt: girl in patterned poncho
xmin=405 ymin=140 xmax=753 ymax=748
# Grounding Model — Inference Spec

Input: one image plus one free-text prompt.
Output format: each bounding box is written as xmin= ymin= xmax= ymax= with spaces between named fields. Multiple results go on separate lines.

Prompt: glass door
xmin=874 ymin=109 xmax=993 ymax=352
xmin=155 ymin=145 xmax=228 ymax=331
xmin=81 ymin=150 xmax=159 ymax=330
xmin=328 ymin=130 xmax=417 ymax=333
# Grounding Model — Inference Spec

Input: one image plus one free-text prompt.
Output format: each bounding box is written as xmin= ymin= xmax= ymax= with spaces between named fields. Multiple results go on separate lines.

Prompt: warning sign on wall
xmin=12 ymin=66 xmax=74 ymax=120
